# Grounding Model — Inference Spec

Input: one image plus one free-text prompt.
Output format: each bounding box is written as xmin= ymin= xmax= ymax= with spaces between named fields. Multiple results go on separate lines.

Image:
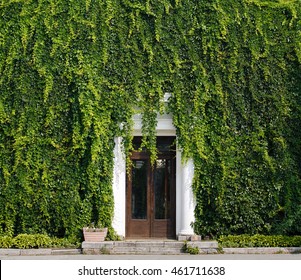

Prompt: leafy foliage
xmin=218 ymin=234 xmax=301 ymax=248
xmin=0 ymin=235 xmax=13 ymax=248
xmin=0 ymin=234 xmax=79 ymax=249
xmin=182 ymin=241 xmax=200 ymax=254
xmin=0 ymin=0 xmax=301 ymax=239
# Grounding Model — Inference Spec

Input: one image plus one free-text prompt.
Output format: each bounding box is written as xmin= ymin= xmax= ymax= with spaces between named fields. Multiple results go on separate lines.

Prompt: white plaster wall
xmin=112 ymin=137 xmax=126 ymax=237
xmin=132 ymin=113 xmax=176 ymax=136
xmin=179 ymin=158 xmax=195 ymax=235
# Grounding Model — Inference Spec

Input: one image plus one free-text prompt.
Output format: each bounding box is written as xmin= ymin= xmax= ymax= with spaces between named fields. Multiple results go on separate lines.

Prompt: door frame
xmin=112 ymin=107 xmax=195 ymax=239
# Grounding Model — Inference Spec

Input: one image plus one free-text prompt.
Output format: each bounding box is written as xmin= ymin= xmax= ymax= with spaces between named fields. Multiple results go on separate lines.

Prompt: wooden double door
xmin=126 ymin=137 xmax=176 ymax=239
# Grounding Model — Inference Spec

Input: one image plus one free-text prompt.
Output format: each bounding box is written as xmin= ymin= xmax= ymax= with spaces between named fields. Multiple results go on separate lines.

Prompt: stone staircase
xmin=82 ymin=240 xmax=219 ymax=255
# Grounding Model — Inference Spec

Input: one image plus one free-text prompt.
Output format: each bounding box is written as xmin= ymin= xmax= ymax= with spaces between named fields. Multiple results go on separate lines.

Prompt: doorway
xmin=126 ymin=137 xmax=176 ymax=239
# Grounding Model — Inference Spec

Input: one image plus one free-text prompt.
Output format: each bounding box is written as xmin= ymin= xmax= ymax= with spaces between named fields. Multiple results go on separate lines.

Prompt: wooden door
xmin=126 ymin=137 xmax=176 ymax=239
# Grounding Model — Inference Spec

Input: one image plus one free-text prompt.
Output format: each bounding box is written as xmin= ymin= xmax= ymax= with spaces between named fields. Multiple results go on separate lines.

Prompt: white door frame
xmin=112 ymin=113 xmax=195 ymax=239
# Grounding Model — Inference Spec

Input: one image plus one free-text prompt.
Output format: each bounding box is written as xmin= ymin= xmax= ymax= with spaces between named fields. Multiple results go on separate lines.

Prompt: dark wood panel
xmin=126 ymin=136 xmax=176 ymax=239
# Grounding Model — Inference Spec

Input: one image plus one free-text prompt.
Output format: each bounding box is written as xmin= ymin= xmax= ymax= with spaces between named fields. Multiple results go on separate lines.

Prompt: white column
xmin=178 ymin=158 xmax=195 ymax=236
xmin=112 ymin=137 xmax=126 ymax=238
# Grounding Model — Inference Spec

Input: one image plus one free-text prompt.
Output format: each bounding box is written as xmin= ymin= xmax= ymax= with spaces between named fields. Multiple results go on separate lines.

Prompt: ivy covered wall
xmin=1 ymin=0 xmax=301 ymax=239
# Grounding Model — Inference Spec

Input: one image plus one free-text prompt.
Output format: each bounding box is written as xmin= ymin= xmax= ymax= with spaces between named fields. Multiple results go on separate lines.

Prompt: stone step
xmin=82 ymin=240 xmax=219 ymax=255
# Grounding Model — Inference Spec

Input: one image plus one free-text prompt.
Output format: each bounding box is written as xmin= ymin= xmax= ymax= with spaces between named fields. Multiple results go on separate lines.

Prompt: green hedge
xmin=218 ymin=235 xmax=301 ymax=248
xmin=1 ymin=0 xmax=301 ymax=239
xmin=0 ymin=234 xmax=79 ymax=249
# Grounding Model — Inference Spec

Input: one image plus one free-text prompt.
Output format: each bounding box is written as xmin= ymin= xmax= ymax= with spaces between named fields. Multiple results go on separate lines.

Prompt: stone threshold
xmin=82 ymin=240 xmax=218 ymax=255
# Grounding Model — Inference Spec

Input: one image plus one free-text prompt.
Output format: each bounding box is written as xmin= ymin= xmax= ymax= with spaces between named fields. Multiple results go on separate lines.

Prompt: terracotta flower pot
xmin=83 ymin=227 xmax=108 ymax=242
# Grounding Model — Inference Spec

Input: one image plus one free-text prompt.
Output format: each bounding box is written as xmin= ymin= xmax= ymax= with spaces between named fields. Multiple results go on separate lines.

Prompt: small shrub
xmin=13 ymin=234 xmax=52 ymax=249
xmin=50 ymin=237 xmax=80 ymax=248
xmin=0 ymin=234 xmax=79 ymax=249
xmin=106 ymin=227 xmax=122 ymax=241
xmin=218 ymin=235 xmax=301 ymax=248
xmin=0 ymin=236 xmax=14 ymax=248
xmin=183 ymin=241 xmax=200 ymax=254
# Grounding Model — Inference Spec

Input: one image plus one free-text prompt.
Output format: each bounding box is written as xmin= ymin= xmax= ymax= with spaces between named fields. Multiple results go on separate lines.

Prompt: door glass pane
xmin=154 ymin=159 xmax=171 ymax=219
xmin=157 ymin=137 xmax=176 ymax=152
xmin=131 ymin=160 xmax=147 ymax=219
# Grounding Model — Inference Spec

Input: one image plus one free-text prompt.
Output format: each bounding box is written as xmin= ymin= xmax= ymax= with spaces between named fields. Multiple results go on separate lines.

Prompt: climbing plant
xmin=1 ymin=0 xmax=301 ymax=239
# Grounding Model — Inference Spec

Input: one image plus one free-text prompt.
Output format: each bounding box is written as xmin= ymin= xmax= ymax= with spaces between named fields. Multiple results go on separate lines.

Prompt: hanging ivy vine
xmin=1 ymin=0 xmax=301 ymax=239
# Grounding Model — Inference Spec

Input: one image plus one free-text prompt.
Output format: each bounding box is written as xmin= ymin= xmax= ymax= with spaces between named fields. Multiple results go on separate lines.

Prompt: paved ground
xmin=1 ymin=253 xmax=301 ymax=260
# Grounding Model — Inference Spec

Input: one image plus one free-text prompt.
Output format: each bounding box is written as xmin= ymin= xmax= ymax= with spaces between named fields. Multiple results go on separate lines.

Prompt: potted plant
xmin=83 ymin=222 xmax=108 ymax=242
